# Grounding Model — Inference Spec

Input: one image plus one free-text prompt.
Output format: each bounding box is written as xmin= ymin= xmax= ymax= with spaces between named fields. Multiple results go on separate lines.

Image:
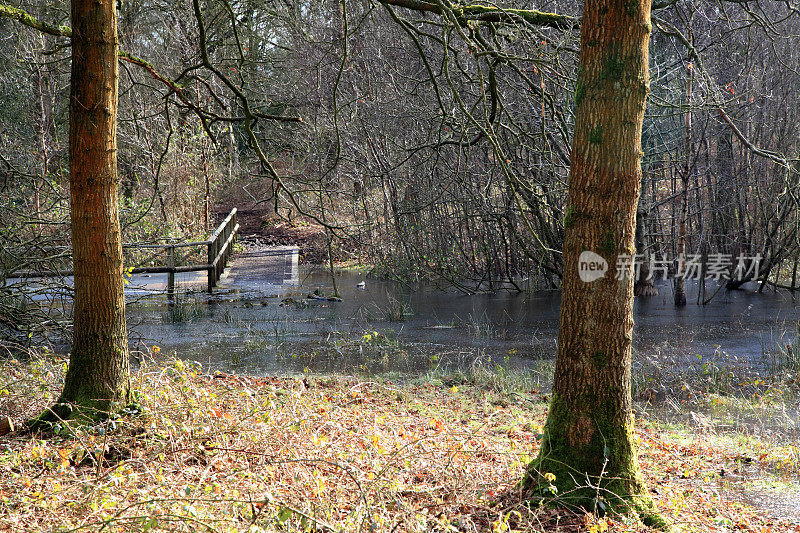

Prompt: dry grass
xmin=0 ymin=353 xmax=798 ymax=532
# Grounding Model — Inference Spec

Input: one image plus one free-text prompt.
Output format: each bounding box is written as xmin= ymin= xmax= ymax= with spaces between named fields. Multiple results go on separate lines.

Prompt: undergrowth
xmin=0 ymin=353 xmax=798 ymax=532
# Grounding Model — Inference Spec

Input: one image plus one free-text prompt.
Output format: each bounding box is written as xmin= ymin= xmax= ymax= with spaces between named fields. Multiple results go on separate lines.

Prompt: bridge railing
xmin=206 ymin=208 xmax=238 ymax=293
xmin=9 ymin=208 xmax=239 ymax=296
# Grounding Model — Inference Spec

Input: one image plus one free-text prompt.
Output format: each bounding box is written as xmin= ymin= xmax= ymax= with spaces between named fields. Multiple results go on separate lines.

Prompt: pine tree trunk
xmin=524 ymin=0 xmax=662 ymax=525
xmin=58 ymin=0 xmax=130 ymax=419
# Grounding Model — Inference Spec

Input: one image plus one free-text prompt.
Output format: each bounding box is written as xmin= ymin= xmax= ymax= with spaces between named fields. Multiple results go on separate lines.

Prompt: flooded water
xmin=11 ymin=246 xmax=797 ymax=376
xmin=119 ymin=247 xmax=800 ymax=378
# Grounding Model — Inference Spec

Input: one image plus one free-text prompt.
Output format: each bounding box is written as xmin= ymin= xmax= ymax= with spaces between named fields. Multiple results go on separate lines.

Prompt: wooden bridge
xmin=122 ymin=207 xmax=239 ymax=295
xmin=9 ymin=208 xmax=301 ymax=297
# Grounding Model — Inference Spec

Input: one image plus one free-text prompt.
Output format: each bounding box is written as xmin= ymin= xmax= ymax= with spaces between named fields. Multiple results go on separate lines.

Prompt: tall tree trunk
xmin=54 ymin=0 xmax=130 ymax=420
xmin=203 ymin=136 xmax=211 ymax=231
xmin=524 ymin=0 xmax=662 ymax=525
xmin=634 ymin=173 xmax=657 ymax=296
xmin=674 ymin=33 xmax=692 ymax=307
xmin=34 ymin=39 xmax=48 ymax=229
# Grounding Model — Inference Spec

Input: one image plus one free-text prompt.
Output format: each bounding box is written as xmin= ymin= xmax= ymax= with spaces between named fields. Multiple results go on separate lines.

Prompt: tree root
xmin=520 ymin=466 xmax=669 ymax=530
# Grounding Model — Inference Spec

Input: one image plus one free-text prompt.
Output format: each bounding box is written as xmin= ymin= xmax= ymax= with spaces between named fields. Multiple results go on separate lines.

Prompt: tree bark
xmin=523 ymin=0 xmax=662 ymax=525
xmin=56 ymin=0 xmax=130 ymax=420
xmin=634 ymin=175 xmax=657 ymax=297
xmin=674 ymin=33 xmax=692 ymax=307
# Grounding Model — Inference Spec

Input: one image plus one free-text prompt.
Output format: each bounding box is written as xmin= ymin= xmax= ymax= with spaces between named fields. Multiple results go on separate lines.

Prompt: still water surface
xmin=126 ymin=261 xmax=800 ymax=378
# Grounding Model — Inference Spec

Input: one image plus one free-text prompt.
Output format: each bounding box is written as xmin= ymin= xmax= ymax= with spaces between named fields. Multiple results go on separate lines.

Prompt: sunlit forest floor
xmin=0 ymin=354 xmax=798 ymax=532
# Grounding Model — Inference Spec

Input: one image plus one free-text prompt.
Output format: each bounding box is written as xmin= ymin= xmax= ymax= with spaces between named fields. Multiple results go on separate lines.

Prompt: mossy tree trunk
xmin=56 ymin=0 xmax=130 ymax=420
xmin=524 ymin=0 xmax=662 ymax=525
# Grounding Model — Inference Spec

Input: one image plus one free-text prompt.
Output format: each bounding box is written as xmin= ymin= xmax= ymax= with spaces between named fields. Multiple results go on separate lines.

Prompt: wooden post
xmin=216 ymin=228 xmax=222 ymax=283
xmin=167 ymin=245 xmax=175 ymax=300
xmin=220 ymin=223 xmax=226 ymax=277
xmin=231 ymin=210 xmax=237 ymax=265
xmin=207 ymin=238 xmax=216 ymax=293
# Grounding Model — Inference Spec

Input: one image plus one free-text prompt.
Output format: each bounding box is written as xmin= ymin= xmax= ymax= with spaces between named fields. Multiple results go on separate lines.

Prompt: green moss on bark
xmin=575 ymin=79 xmax=587 ymax=109
xmin=602 ymin=54 xmax=625 ymax=81
xmin=589 ymin=123 xmax=604 ymax=144
xmin=564 ymin=205 xmax=577 ymax=229
xmin=600 ymin=231 xmax=616 ymax=255
xmin=521 ymin=394 xmax=666 ymax=528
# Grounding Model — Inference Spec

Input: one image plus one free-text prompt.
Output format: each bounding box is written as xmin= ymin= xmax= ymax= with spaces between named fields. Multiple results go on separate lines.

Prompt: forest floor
xmin=0 ymin=353 xmax=798 ymax=532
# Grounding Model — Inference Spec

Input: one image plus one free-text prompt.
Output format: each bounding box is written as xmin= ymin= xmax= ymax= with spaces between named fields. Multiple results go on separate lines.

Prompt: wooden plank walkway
xmin=218 ymin=245 xmax=300 ymax=291
xmin=129 ymin=245 xmax=301 ymax=294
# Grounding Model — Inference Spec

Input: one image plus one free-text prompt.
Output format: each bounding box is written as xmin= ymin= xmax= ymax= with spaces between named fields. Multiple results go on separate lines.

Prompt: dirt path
xmin=214 ymin=198 xmax=325 ymax=260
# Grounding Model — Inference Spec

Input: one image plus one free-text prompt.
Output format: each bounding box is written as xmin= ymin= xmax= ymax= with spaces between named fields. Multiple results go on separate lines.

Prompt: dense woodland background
xmin=1 ymin=0 xmax=799 ymax=345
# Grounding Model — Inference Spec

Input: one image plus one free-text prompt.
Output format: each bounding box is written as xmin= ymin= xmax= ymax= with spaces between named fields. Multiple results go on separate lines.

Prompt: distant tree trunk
xmin=34 ymin=42 xmax=48 ymax=227
xmin=674 ymin=33 xmax=692 ymax=307
xmin=49 ymin=0 xmax=130 ymax=421
xmin=202 ymin=137 xmax=211 ymax=231
xmin=634 ymin=174 xmax=657 ymax=296
xmin=227 ymin=118 xmax=238 ymax=182
xmin=524 ymin=0 xmax=662 ymax=524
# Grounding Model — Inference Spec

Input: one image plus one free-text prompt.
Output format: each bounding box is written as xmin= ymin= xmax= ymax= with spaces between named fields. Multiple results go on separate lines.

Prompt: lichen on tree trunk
xmin=523 ymin=0 xmax=664 ymax=526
